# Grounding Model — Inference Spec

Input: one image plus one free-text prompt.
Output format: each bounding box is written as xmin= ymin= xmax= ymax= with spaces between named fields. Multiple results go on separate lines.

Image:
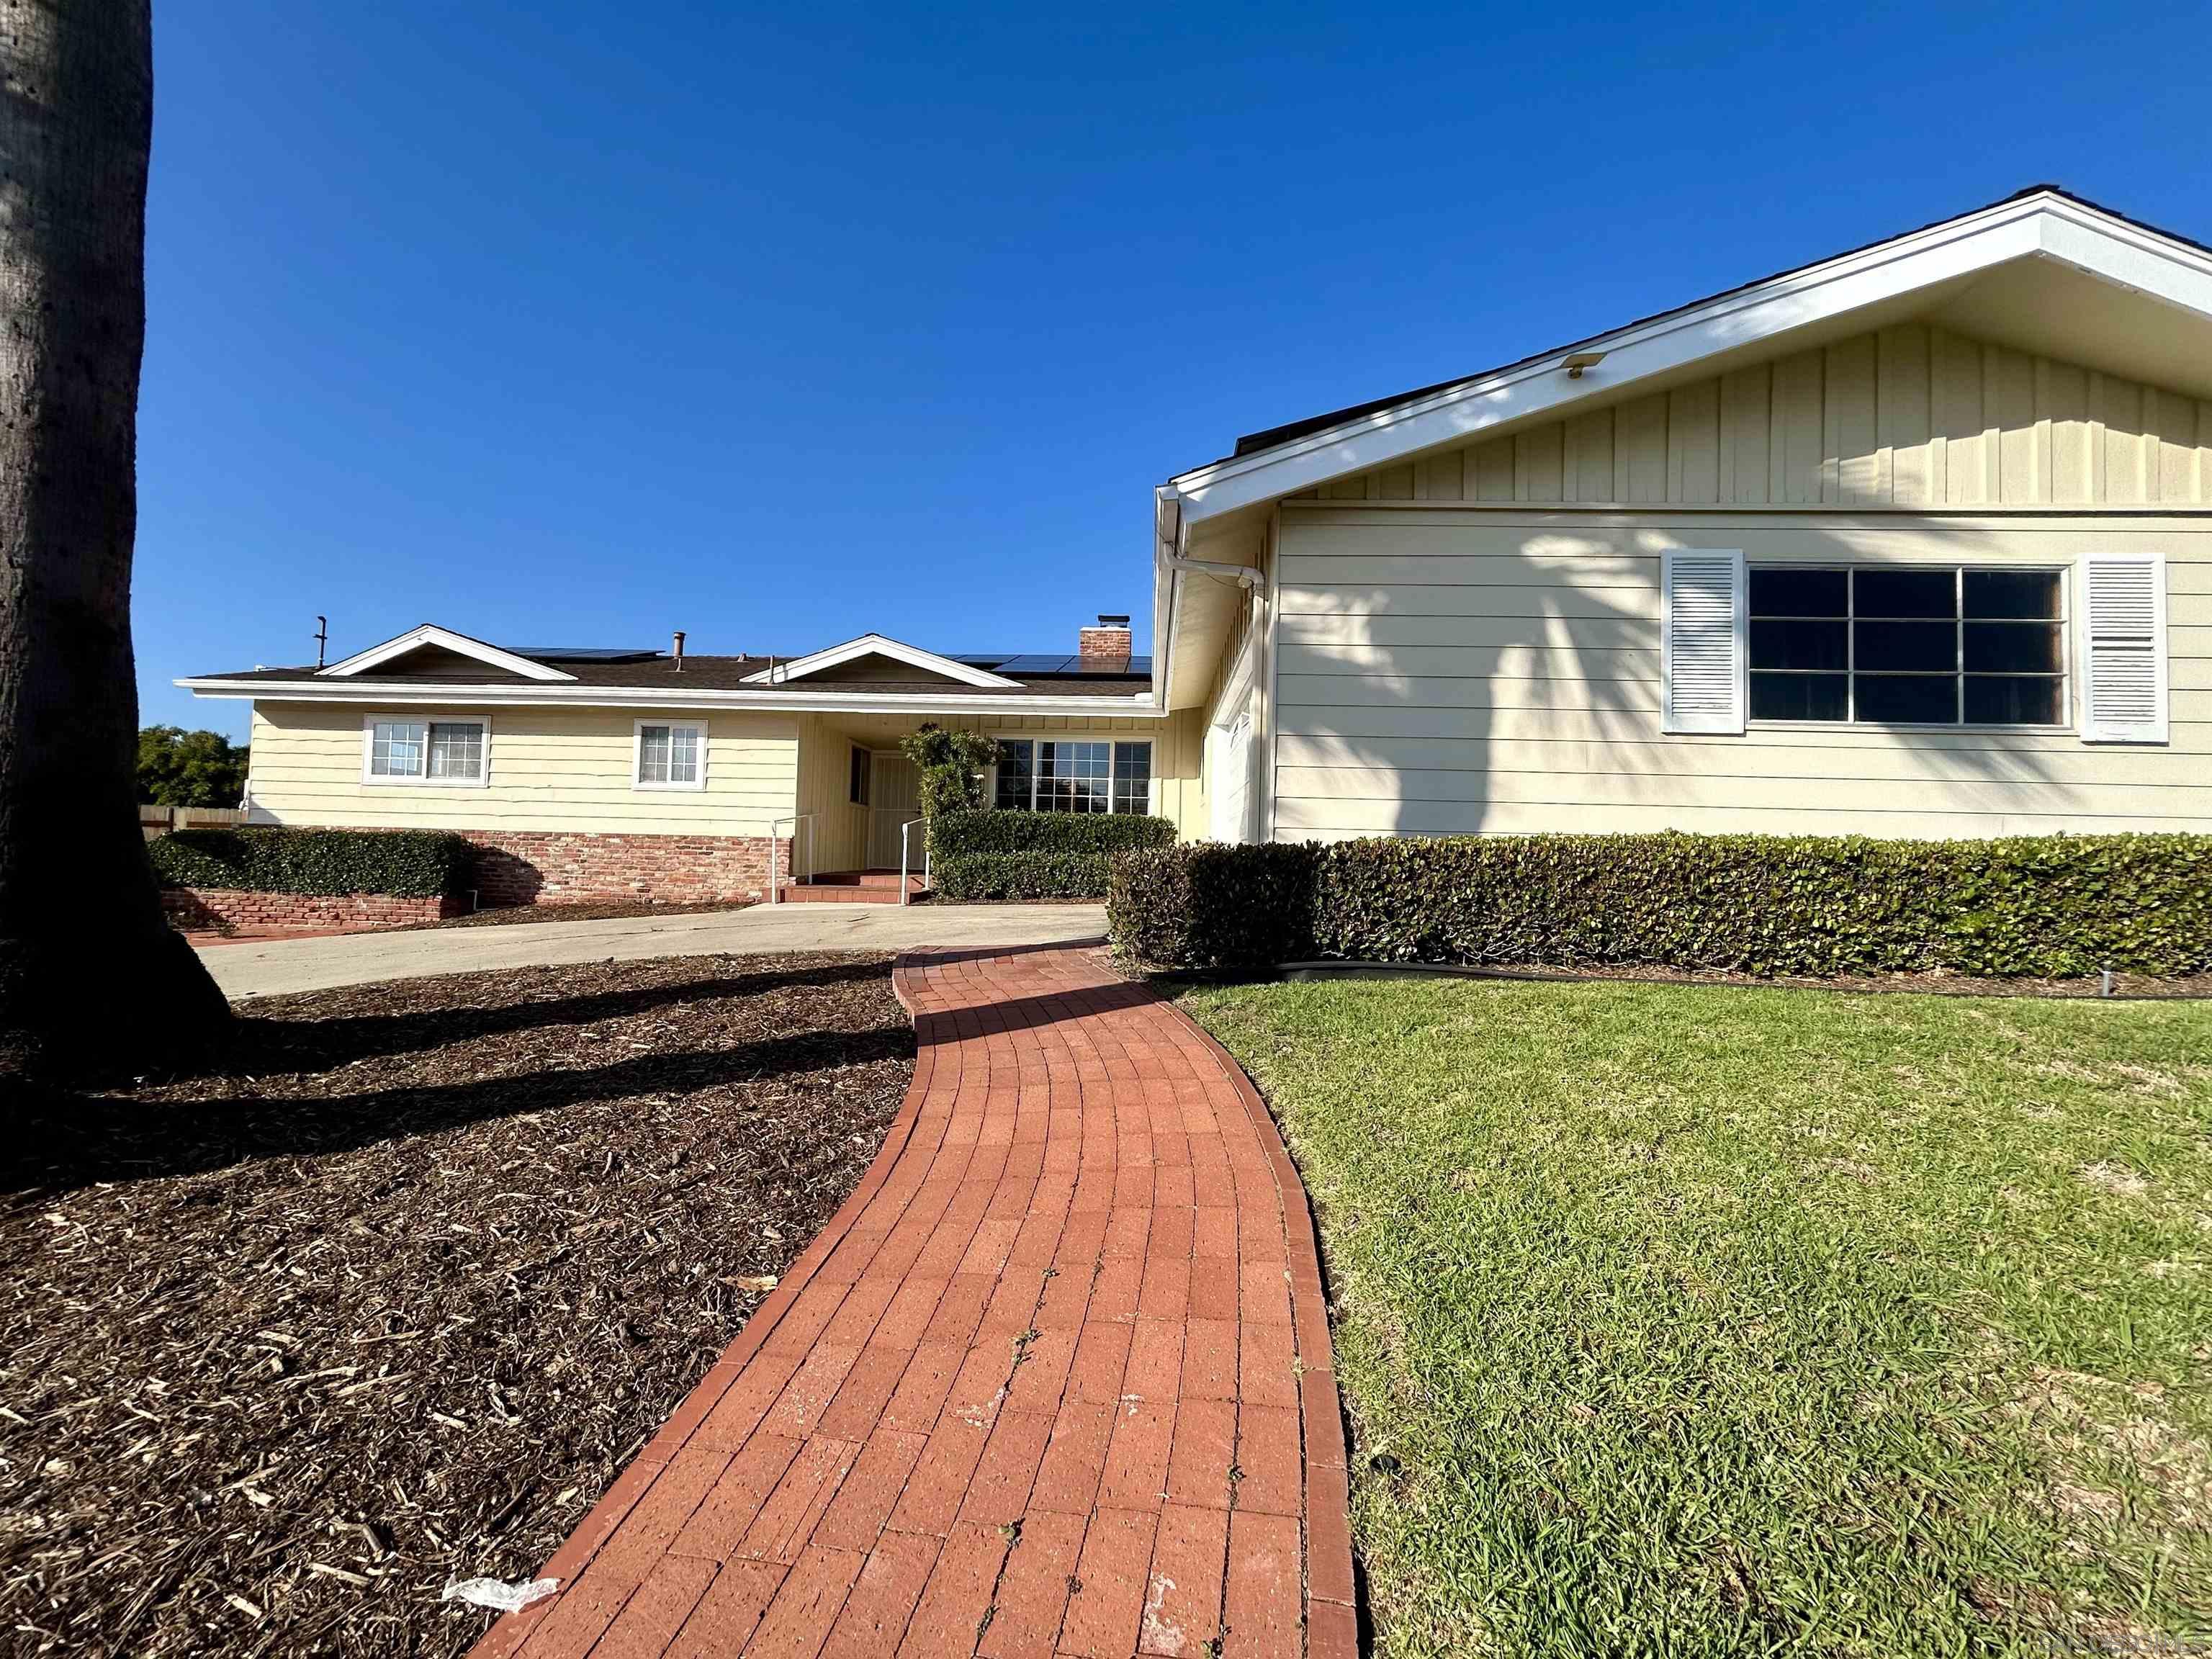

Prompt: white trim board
xmin=321 ymin=625 xmax=576 ymax=683
xmin=741 ymin=634 xmax=1022 ymax=689
xmin=1165 ymin=192 xmax=2212 ymax=526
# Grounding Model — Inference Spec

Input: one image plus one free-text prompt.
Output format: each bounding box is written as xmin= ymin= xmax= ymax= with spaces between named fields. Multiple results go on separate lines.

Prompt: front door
xmin=866 ymin=752 xmax=920 ymax=867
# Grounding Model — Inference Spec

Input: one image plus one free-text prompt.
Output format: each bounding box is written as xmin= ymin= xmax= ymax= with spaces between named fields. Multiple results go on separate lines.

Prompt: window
xmin=992 ymin=738 xmax=1152 ymax=812
xmin=634 ymin=720 xmax=706 ymax=789
xmin=1748 ymin=567 xmax=2065 ymax=726
xmin=849 ymin=745 xmax=871 ymax=806
xmin=1039 ymin=740 xmax=1110 ymax=812
xmin=364 ymin=716 xmax=487 ymax=784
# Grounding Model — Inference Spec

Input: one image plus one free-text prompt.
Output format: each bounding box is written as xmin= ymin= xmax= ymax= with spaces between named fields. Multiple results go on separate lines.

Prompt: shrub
xmin=1109 ymin=832 xmax=2212 ymax=978
xmin=1108 ymin=842 xmax=1321 ymax=968
xmin=929 ymin=809 xmax=1176 ymax=859
xmin=933 ymin=850 xmax=1110 ymax=902
xmin=899 ymin=725 xmax=996 ymax=823
xmin=150 ymin=828 xmax=472 ymax=899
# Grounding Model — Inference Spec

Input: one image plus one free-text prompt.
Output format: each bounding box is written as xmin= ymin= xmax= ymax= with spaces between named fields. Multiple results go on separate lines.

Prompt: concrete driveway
xmin=196 ymin=902 xmax=1107 ymax=999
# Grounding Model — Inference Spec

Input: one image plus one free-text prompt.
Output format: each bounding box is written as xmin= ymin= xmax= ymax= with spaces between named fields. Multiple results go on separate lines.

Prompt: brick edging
xmin=1156 ymin=989 xmax=1362 ymax=1659
xmin=467 ymin=965 xmax=940 ymax=1659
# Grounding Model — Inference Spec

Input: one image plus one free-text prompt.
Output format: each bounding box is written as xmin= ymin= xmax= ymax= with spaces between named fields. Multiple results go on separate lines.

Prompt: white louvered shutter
xmin=2078 ymin=554 xmax=2167 ymax=743
xmin=1662 ymin=551 xmax=1746 ymax=734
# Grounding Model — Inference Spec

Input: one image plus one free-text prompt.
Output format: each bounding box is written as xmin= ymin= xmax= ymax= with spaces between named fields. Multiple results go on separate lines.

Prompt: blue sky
xmin=139 ymin=1 xmax=2210 ymax=739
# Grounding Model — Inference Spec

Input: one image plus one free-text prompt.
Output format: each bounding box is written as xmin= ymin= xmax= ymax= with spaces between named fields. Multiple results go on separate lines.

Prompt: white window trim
xmin=1743 ymin=562 xmax=2074 ymax=734
xmin=986 ymin=733 xmax=1157 ymax=815
xmin=632 ymin=717 xmax=709 ymax=791
xmin=359 ymin=711 xmax=493 ymax=788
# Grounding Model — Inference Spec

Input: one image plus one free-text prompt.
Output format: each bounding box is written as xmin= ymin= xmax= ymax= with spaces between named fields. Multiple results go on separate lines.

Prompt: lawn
xmin=1176 ymin=974 xmax=2212 ymax=1658
xmin=0 ymin=953 xmax=911 ymax=1657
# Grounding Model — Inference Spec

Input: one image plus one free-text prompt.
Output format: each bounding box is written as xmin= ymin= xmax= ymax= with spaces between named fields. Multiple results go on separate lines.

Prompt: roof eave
xmin=1166 ymin=189 xmax=2212 ymax=526
xmin=176 ymin=677 xmax=1164 ymax=719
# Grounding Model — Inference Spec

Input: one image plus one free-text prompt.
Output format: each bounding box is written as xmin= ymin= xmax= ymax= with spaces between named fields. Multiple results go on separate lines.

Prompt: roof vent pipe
xmin=672 ymin=631 xmax=685 ymax=670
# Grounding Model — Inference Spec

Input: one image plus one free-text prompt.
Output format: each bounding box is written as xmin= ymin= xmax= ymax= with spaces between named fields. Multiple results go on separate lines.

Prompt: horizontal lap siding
xmin=1299 ymin=323 xmax=2212 ymax=509
xmin=246 ymin=703 xmax=799 ymax=835
xmin=1274 ymin=508 xmax=2212 ymax=839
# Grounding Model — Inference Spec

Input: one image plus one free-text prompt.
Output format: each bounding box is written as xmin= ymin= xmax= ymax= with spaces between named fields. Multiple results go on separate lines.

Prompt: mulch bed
xmin=0 ymin=951 xmax=912 ymax=1657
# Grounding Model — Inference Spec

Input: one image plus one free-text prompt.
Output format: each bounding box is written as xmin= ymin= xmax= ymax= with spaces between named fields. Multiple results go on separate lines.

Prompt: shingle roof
xmin=193 ymin=654 xmax=1151 ymax=697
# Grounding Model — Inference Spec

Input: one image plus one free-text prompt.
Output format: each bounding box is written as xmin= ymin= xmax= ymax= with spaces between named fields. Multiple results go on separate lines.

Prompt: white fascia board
xmin=739 ymin=633 xmax=1022 ymax=688
xmin=176 ymin=677 xmax=1164 ymax=719
xmin=318 ymin=624 xmax=577 ymax=682
xmin=1169 ymin=194 xmax=2212 ymax=526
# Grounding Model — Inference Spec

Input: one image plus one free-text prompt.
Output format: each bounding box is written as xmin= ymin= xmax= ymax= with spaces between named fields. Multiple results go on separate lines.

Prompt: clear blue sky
xmin=138 ymin=1 xmax=2210 ymax=739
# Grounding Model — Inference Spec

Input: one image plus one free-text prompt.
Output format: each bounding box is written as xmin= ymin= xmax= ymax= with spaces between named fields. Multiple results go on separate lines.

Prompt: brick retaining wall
xmin=462 ymin=831 xmax=788 ymax=907
xmin=163 ymin=887 xmax=459 ymax=933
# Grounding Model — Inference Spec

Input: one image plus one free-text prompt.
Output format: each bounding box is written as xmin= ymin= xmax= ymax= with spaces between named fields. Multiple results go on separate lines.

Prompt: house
xmin=181 ymin=186 xmax=2212 ymax=903
xmin=179 ymin=621 xmax=1179 ymax=903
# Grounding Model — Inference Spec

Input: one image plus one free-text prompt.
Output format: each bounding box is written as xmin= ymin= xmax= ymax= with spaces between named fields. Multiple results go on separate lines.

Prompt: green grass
xmin=1174 ymin=976 xmax=2212 ymax=1658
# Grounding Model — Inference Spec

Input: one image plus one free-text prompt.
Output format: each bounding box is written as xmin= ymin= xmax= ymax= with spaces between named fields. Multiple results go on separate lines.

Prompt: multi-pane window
xmin=369 ymin=720 xmax=426 ymax=778
xmin=992 ymin=739 xmax=1151 ymax=812
xmin=1748 ymin=567 xmax=2065 ymax=726
xmin=368 ymin=718 xmax=486 ymax=782
xmin=1038 ymin=740 xmax=1110 ymax=812
xmin=1112 ymin=742 xmax=1151 ymax=814
xmin=636 ymin=721 xmax=703 ymax=787
xmin=994 ymin=740 xmax=1034 ymax=810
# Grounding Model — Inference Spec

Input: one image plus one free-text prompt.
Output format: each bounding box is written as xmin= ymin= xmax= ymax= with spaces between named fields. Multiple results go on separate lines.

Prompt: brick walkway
xmin=471 ymin=943 xmax=1355 ymax=1659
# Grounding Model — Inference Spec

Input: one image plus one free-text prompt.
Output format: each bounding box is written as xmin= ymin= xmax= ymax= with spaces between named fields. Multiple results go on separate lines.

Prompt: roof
xmin=1211 ymin=184 xmax=2212 ymax=466
xmin=189 ymin=652 xmax=1151 ymax=698
xmin=1158 ymin=184 xmax=2212 ymax=536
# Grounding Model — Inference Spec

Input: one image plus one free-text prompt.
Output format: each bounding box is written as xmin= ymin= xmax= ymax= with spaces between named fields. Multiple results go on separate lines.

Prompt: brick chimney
xmin=1079 ymin=613 xmax=1133 ymax=662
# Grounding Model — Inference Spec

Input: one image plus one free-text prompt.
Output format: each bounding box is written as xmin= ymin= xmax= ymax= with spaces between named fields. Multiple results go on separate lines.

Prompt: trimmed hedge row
xmin=1107 ymin=832 xmax=2212 ymax=978
xmin=1109 ymin=843 xmax=1320 ymax=968
xmin=150 ymin=828 xmax=472 ymax=898
xmin=932 ymin=850 xmax=1110 ymax=902
xmin=928 ymin=810 xmax=1176 ymax=858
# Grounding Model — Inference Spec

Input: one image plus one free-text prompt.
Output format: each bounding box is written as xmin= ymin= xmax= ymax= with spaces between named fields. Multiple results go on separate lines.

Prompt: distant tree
xmin=0 ymin=4 xmax=230 ymax=1071
xmin=137 ymin=727 xmax=249 ymax=807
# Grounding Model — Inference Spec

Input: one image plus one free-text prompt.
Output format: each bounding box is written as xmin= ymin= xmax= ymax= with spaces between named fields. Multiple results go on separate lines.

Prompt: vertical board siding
xmin=1334 ymin=324 xmax=2211 ymax=508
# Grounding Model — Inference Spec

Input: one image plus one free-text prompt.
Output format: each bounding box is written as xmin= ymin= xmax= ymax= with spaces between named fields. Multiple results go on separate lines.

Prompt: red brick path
xmin=470 ymin=943 xmax=1356 ymax=1659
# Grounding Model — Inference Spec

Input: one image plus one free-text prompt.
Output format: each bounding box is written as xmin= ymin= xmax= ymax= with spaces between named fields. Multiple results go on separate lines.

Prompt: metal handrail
xmin=898 ymin=817 xmax=928 ymax=906
xmin=767 ymin=813 xmax=815 ymax=903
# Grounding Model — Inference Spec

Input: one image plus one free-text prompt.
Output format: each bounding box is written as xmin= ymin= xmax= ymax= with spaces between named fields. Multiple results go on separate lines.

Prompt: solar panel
xmin=994 ymin=654 xmax=1076 ymax=675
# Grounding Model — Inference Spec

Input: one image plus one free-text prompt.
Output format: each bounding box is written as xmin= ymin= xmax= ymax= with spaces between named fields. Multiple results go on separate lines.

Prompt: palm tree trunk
xmin=0 ymin=0 xmax=228 ymax=1070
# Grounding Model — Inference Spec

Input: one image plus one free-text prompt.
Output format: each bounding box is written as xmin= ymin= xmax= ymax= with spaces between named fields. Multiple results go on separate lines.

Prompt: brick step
xmin=775 ymin=878 xmax=925 ymax=905
xmin=811 ymin=869 xmax=920 ymax=888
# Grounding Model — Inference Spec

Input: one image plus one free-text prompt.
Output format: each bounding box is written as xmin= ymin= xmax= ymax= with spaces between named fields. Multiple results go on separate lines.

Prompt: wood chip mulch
xmin=0 ymin=951 xmax=913 ymax=1657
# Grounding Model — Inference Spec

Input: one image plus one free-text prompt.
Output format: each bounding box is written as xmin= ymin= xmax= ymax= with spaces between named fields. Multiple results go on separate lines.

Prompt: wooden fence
xmin=140 ymin=804 xmax=249 ymax=840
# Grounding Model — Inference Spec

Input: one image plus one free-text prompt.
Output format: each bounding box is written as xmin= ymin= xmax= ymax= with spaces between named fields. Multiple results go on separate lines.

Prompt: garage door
xmin=1208 ymin=698 xmax=1253 ymax=843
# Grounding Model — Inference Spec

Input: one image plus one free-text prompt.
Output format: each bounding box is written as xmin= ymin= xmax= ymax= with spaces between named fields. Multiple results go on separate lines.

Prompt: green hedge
xmin=1108 ymin=843 xmax=1321 ymax=968
xmin=150 ymin=828 xmax=472 ymax=899
xmin=929 ymin=810 xmax=1176 ymax=858
xmin=1109 ymin=833 xmax=2212 ymax=978
xmin=933 ymin=850 xmax=1111 ymax=902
